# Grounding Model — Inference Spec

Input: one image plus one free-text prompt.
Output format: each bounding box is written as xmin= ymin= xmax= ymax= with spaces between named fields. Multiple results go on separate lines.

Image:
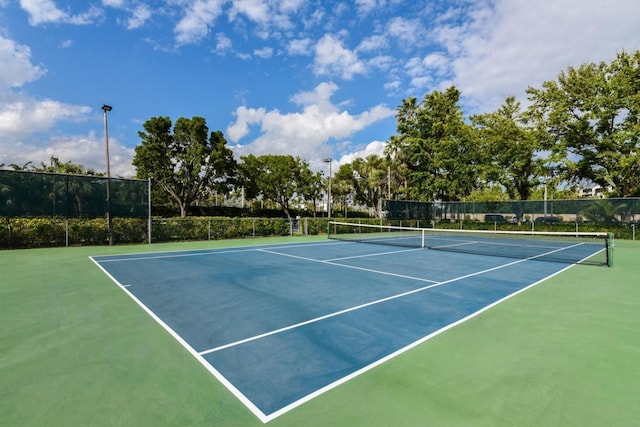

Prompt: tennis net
xmin=327 ymin=221 xmax=613 ymax=267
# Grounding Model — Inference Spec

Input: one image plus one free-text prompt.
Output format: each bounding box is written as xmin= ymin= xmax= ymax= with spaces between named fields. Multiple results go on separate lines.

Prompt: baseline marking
xmin=94 ymin=241 xmax=349 ymax=263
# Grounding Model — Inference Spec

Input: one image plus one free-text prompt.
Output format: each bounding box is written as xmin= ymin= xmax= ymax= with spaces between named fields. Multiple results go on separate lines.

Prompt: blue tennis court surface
xmin=91 ymin=240 xmax=580 ymax=422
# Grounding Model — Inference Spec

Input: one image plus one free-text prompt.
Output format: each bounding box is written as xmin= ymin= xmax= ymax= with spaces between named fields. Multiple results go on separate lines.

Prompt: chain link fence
xmin=0 ymin=169 xmax=149 ymax=218
xmin=384 ymin=198 xmax=639 ymax=239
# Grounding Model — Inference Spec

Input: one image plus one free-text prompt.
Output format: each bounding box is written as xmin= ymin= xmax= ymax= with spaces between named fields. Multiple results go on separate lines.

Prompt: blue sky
xmin=1 ymin=0 xmax=639 ymax=177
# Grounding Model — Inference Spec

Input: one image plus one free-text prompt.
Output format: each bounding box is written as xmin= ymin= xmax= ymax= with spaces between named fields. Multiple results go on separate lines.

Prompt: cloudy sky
xmin=1 ymin=0 xmax=639 ymax=177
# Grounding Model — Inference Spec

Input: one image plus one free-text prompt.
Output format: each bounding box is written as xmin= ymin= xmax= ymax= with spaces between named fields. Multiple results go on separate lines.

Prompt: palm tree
xmin=580 ymin=200 xmax=629 ymax=224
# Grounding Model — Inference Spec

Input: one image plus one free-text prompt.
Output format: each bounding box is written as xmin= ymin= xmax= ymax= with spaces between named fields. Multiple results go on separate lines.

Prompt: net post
xmin=421 ymin=229 xmax=425 ymax=248
xmin=147 ymin=177 xmax=152 ymax=244
xmin=606 ymin=233 xmax=614 ymax=267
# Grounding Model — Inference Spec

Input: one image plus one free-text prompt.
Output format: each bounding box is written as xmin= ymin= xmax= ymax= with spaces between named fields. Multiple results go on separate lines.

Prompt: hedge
xmin=0 ymin=216 xmax=635 ymax=249
xmin=0 ymin=217 xmax=335 ymax=249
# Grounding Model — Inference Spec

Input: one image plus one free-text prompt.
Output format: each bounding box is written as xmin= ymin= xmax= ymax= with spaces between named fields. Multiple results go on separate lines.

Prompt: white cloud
xmin=0 ymin=36 xmax=88 ymax=140
xmin=383 ymin=80 xmax=401 ymax=92
xmin=357 ymin=35 xmax=388 ymax=52
xmin=433 ymin=0 xmax=640 ymax=112
xmin=422 ymin=52 xmax=449 ymax=76
xmin=0 ymin=36 xmax=46 ymax=89
xmin=387 ymin=16 xmax=425 ymax=45
xmin=215 ymin=33 xmax=232 ymax=54
xmin=228 ymin=0 xmax=301 ymax=34
xmin=102 ymin=0 xmax=125 ymax=7
xmin=19 ymin=0 xmax=102 ymax=26
xmin=0 ymin=96 xmax=91 ymax=138
xmin=314 ymin=34 xmax=366 ymax=80
xmin=290 ymin=82 xmax=340 ymax=113
xmin=226 ymin=105 xmax=266 ymax=141
xmin=226 ymin=82 xmax=394 ymax=162
xmin=404 ymin=56 xmax=424 ymax=78
xmin=0 ymin=33 xmax=100 ymax=172
xmin=337 ymin=139 xmax=386 ymax=166
xmin=303 ymin=7 xmax=324 ymax=29
xmin=409 ymin=76 xmax=432 ymax=90
xmin=126 ymin=4 xmax=152 ymax=29
xmin=355 ymin=0 xmax=387 ymax=16
xmin=253 ymin=46 xmax=273 ymax=59
xmin=277 ymin=0 xmax=304 ymax=14
xmin=287 ymin=38 xmax=312 ymax=56
xmin=101 ymin=0 xmax=152 ymax=29
xmin=174 ymin=0 xmax=225 ymax=45
xmin=402 ymin=52 xmax=450 ymax=90
xmin=229 ymin=0 xmax=270 ymax=24
xmin=0 ymin=132 xmax=135 ymax=177
xmin=367 ymin=55 xmax=394 ymax=73
xmin=19 ymin=0 xmax=66 ymax=25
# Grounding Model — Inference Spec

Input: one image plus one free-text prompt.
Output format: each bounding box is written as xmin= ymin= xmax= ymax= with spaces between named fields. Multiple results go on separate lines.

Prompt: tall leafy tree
xmin=298 ymin=169 xmax=324 ymax=217
xmin=384 ymin=134 xmax=410 ymax=200
xmin=340 ymin=155 xmax=388 ymax=217
xmin=392 ymin=86 xmax=481 ymax=201
xmin=527 ymin=50 xmax=640 ymax=196
xmin=133 ymin=116 xmax=236 ymax=216
xmin=237 ymin=154 xmax=312 ymax=218
xmin=207 ymin=130 xmax=238 ymax=195
xmin=472 ymin=96 xmax=545 ymax=201
xmin=332 ymin=163 xmax=356 ymax=217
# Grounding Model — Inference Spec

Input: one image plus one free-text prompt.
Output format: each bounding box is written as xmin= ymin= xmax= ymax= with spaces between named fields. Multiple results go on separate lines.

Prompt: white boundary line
xmin=256 ymin=248 xmax=440 ymax=284
xmin=199 ymin=252 xmax=535 ymax=357
xmin=93 ymin=240 xmax=348 ymax=263
xmin=89 ymin=256 xmax=271 ymax=423
xmin=90 ymin=239 xmax=584 ymax=423
xmin=265 ymin=262 xmax=578 ymax=421
xmin=323 ymin=247 xmax=423 ymax=262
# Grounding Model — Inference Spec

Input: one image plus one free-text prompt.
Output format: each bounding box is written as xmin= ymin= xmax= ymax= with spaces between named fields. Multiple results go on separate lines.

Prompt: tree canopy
xmin=237 ymin=154 xmax=313 ymax=218
xmin=389 ymin=86 xmax=481 ymax=201
xmin=471 ymin=96 xmax=544 ymax=201
xmin=133 ymin=116 xmax=236 ymax=216
xmin=527 ymin=50 xmax=640 ymax=197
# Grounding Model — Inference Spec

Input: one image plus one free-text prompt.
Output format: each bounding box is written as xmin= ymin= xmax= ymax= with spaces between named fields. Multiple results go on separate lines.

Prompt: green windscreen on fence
xmin=0 ymin=169 xmax=149 ymax=218
xmin=384 ymin=198 xmax=640 ymax=225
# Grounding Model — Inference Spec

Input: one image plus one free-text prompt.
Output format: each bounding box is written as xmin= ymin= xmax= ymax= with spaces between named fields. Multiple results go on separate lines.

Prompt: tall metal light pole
xmin=102 ymin=104 xmax=113 ymax=246
xmin=323 ymin=157 xmax=333 ymax=219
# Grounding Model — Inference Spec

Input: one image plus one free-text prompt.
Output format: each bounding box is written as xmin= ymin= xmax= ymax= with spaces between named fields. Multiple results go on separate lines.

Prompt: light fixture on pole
xmin=323 ymin=157 xmax=332 ymax=219
xmin=102 ymin=104 xmax=113 ymax=246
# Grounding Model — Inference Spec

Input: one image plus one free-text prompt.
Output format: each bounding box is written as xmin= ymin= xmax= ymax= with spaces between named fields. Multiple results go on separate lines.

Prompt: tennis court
xmin=2 ymin=234 xmax=639 ymax=426
xmin=90 ymin=225 xmax=612 ymax=422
